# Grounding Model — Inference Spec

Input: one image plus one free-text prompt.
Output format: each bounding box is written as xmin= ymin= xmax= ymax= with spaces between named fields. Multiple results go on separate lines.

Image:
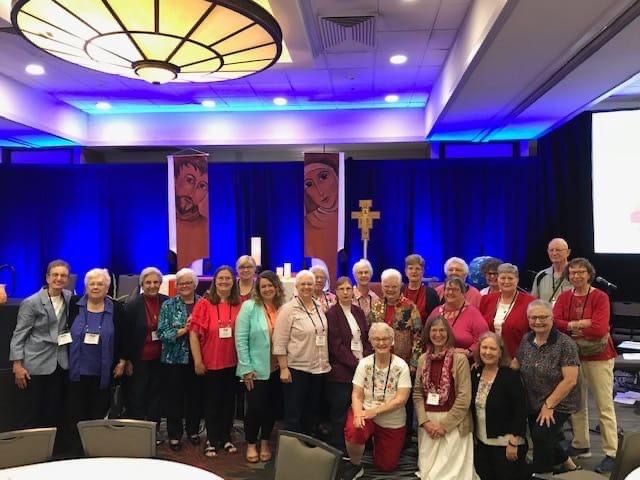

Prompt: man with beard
xmin=174 ymin=156 xmax=209 ymax=267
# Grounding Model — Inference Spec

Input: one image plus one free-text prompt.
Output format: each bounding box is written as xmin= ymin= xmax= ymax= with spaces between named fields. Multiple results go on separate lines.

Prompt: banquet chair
xmin=0 ymin=427 xmax=56 ymax=468
xmin=274 ymin=430 xmax=342 ymax=480
xmin=77 ymin=419 xmax=156 ymax=458
xmin=533 ymin=431 xmax=640 ymax=480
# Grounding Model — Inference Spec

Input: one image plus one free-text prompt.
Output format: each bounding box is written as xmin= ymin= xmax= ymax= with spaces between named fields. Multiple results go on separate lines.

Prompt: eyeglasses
xmin=177 ymin=281 xmax=194 ymax=287
xmin=528 ymin=315 xmax=551 ymax=321
xmin=568 ymin=270 xmax=588 ymax=276
xmin=371 ymin=337 xmax=392 ymax=343
xmin=238 ymin=265 xmax=255 ymax=270
xmin=486 ymin=272 xmax=498 ymax=277
xmin=444 ymin=287 xmax=462 ymax=293
xmin=548 ymin=248 xmax=568 ymax=253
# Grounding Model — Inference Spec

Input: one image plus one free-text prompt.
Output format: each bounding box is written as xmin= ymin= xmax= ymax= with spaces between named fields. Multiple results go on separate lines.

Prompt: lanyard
xmin=568 ymin=288 xmax=592 ymax=320
xmin=549 ymin=272 xmax=566 ymax=301
xmin=215 ymin=303 xmax=233 ymax=326
xmin=372 ymin=354 xmax=392 ymax=402
xmin=496 ymin=291 xmax=518 ymax=319
xmin=441 ymin=304 xmax=465 ymax=327
xmin=298 ymin=298 xmax=325 ymax=333
xmin=47 ymin=289 xmax=69 ymax=331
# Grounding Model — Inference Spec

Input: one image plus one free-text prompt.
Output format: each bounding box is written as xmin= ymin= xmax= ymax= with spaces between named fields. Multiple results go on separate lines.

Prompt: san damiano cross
xmin=351 ymin=200 xmax=381 ymax=259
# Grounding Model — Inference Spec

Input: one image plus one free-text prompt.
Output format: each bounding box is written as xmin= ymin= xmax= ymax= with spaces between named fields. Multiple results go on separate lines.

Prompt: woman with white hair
xmin=236 ymin=255 xmax=257 ymax=302
xmin=272 ymin=270 xmax=331 ymax=435
xmin=310 ymin=264 xmax=336 ymax=312
xmin=67 ymin=268 xmax=128 ymax=450
xmin=342 ymin=322 xmax=412 ymax=480
xmin=124 ymin=266 xmax=168 ymax=444
xmin=351 ymin=259 xmax=379 ymax=316
xmin=435 ymin=257 xmax=482 ymax=307
xmin=158 ymin=268 xmax=203 ymax=450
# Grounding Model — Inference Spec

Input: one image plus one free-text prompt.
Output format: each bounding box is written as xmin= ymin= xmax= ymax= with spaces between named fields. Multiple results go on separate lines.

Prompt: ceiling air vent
xmin=317 ymin=16 xmax=376 ymax=52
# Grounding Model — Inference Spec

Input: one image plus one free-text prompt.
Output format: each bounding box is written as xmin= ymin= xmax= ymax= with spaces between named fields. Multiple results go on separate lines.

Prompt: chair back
xmin=77 ymin=419 xmax=156 ymax=458
xmin=274 ymin=430 xmax=341 ymax=480
xmin=0 ymin=427 xmax=56 ymax=468
xmin=611 ymin=431 xmax=640 ymax=480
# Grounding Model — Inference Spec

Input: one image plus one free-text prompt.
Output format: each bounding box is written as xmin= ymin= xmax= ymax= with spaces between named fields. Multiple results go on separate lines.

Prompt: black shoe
xmin=595 ymin=456 xmax=616 ymax=473
xmin=342 ymin=463 xmax=364 ymax=480
xmin=188 ymin=434 xmax=201 ymax=446
xmin=169 ymin=440 xmax=182 ymax=452
xmin=552 ymin=464 xmax=582 ymax=475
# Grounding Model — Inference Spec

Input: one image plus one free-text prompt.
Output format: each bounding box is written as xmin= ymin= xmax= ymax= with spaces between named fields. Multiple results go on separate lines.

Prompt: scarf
xmin=421 ymin=346 xmax=454 ymax=407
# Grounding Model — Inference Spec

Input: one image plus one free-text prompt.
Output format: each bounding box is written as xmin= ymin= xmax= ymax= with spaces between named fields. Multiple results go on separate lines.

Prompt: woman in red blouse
xmin=189 ymin=265 xmax=241 ymax=458
xmin=553 ymin=258 xmax=618 ymax=474
xmin=479 ymin=264 xmax=534 ymax=358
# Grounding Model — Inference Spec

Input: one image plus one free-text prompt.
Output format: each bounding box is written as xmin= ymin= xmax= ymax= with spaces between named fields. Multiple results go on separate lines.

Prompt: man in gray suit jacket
xmin=9 ymin=259 xmax=72 ymax=429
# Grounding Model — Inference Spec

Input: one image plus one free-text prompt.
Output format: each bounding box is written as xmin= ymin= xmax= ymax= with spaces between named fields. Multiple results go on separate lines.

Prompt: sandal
xmin=246 ymin=445 xmax=259 ymax=463
xmin=259 ymin=451 xmax=272 ymax=462
xmin=204 ymin=441 xmax=217 ymax=458
xmin=223 ymin=441 xmax=237 ymax=454
xmin=189 ymin=434 xmax=201 ymax=446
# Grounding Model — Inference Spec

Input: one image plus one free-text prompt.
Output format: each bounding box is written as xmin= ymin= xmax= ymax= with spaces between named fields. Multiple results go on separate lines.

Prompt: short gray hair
xmin=444 ymin=257 xmax=469 ymax=276
xmin=295 ymin=269 xmax=315 ymax=285
xmin=497 ymin=263 xmax=519 ymax=277
xmin=380 ymin=268 xmax=402 ymax=284
xmin=352 ymin=259 xmax=373 ymax=278
xmin=236 ymin=255 xmax=256 ymax=271
xmin=176 ymin=268 xmax=198 ymax=287
xmin=369 ymin=322 xmax=395 ymax=345
xmin=84 ymin=268 xmax=111 ymax=289
xmin=527 ymin=299 xmax=553 ymax=316
xmin=139 ymin=267 xmax=163 ymax=285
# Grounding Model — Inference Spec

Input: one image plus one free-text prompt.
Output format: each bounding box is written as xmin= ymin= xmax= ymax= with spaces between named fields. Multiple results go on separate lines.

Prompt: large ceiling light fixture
xmin=11 ymin=0 xmax=283 ymax=84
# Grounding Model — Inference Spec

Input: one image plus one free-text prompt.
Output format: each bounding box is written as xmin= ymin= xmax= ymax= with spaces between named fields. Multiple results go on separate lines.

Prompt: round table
xmin=0 ymin=458 xmax=223 ymax=480
xmin=626 ymin=466 xmax=640 ymax=479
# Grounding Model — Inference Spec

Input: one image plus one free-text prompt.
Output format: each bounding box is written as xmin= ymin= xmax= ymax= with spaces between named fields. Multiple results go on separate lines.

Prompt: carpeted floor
xmin=155 ymin=396 xmax=640 ymax=480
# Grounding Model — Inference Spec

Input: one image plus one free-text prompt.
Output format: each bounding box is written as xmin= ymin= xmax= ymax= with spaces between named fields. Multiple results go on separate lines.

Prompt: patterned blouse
xmin=157 ymin=295 xmax=200 ymax=365
xmin=368 ymin=295 xmax=422 ymax=369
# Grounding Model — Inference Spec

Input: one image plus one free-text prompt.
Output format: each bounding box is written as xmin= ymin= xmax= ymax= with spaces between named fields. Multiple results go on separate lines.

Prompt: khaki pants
xmin=570 ymin=359 xmax=618 ymax=457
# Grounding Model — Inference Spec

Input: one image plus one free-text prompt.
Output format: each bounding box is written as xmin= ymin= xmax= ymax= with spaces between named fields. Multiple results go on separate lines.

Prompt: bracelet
xmin=544 ymin=400 xmax=554 ymax=410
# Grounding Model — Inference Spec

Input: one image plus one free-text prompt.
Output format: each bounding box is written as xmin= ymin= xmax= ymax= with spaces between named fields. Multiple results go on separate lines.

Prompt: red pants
xmin=344 ymin=409 xmax=405 ymax=472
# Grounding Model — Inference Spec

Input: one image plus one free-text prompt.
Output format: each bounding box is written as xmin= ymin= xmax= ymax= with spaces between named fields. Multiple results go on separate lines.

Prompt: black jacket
xmin=124 ymin=294 xmax=169 ymax=363
xmin=470 ymin=366 xmax=528 ymax=439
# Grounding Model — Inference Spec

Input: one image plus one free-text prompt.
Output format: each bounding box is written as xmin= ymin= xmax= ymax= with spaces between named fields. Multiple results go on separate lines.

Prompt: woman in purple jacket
xmin=325 ymin=276 xmax=373 ymax=452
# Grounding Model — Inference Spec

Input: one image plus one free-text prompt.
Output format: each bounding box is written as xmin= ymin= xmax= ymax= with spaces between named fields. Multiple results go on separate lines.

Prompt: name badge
xmin=58 ymin=332 xmax=72 ymax=346
xmin=151 ymin=331 xmax=159 ymax=341
xmin=219 ymin=327 xmax=232 ymax=339
xmin=426 ymin=392 xmax=440 ymax=405
xmin=351 ymin=339 xmax=362 ymax=351
xmin=315 ymin=334 xmax=327 ymax=347
xmin=84 ymin=333 xmax=100 ymax=345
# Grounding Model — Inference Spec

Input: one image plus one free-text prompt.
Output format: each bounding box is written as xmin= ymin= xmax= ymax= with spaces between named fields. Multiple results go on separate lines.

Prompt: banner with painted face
xmin=303 ymin=152 xmax=345 ymax=286
xmin=168 ymin=153 xmax=210 ymax=270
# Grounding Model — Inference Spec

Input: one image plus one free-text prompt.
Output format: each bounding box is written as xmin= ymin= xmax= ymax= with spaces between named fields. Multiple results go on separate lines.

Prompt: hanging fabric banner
xmin=303 ymin=152 xmax=345 ymax=285
xmin=168 ymin=153 xmax=210 ymax=270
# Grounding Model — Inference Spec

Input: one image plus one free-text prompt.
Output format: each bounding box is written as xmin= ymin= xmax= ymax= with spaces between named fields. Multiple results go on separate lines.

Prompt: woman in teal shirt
xmin=236 ymin=270 xmax=286 ymax=463
xmin=157 ymin=268 xmax=202 ymax=451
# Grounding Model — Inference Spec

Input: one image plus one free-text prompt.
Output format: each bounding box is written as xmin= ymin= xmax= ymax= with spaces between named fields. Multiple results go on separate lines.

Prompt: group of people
xmin=8 ymin=238 xmax=618 ymax=479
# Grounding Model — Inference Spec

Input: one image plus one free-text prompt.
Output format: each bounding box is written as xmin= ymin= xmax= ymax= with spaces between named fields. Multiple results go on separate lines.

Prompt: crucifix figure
xmin=351 ymin=200 xmax=381 ymax=259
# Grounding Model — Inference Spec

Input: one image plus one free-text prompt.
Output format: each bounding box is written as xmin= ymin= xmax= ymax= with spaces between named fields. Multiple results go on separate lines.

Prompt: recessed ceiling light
xmin=273 ymin=97 xmax=288 ymax=106
xmin=95 ymin=101 xmax=111 ymax=110
xmin=201 ymin=99 xmax=216 ymax=108
xmin=389 ymin=54 xmax=408 ymax=65
xmin=25 ymin=64 xmax=45 ymax=75
xmin=385 ymin=94 xmax=399 ymax=103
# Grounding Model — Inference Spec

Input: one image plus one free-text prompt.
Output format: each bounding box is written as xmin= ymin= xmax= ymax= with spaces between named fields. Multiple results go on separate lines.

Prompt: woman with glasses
xmin=351 ymin=259 xmax=379 ymax=317
xmin=413 ymin=315 xmax=475 ymax=480
xmin=189 ymin=265 xmax=242 ymax=458
xmin=325 ymin=276 xmax=373 ymax=452
xmin=342 ymin=322 xmax=412 ymax=480
xmin=235 ymin=270 xmax=286 ymax=463
xmin=514 ymin=299 xmax=580 ymax=475
xmin=428 ymin=276 xmax=488 ymax=358
xmin=157 ymin=268 xmax=203 ymax=451
xmin=236 ymin=255 xmax=257 ymax=302
xmin=479 ymin=258 xmax=502 ymax=296
xmin=272 ymin=270 xmax=330 ymax=435
xmin=310 ymin=265 xmax=336 ymax=313
xmin=479 ymin=264 xmax=534 ymax=358
xmin=553 ymin=258 xmax=618 ymax=474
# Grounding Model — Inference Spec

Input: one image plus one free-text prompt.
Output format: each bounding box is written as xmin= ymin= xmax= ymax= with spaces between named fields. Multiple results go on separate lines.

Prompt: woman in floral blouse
xmin=157 ymin=268 xmax=202 ymax=451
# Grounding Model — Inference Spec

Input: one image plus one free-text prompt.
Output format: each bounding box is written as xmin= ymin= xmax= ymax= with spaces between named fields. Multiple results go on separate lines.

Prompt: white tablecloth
xmin=0 ymin=458 xmax=223 ymax=480
xmin=626 ymin=466 xmax=640 ymax=479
